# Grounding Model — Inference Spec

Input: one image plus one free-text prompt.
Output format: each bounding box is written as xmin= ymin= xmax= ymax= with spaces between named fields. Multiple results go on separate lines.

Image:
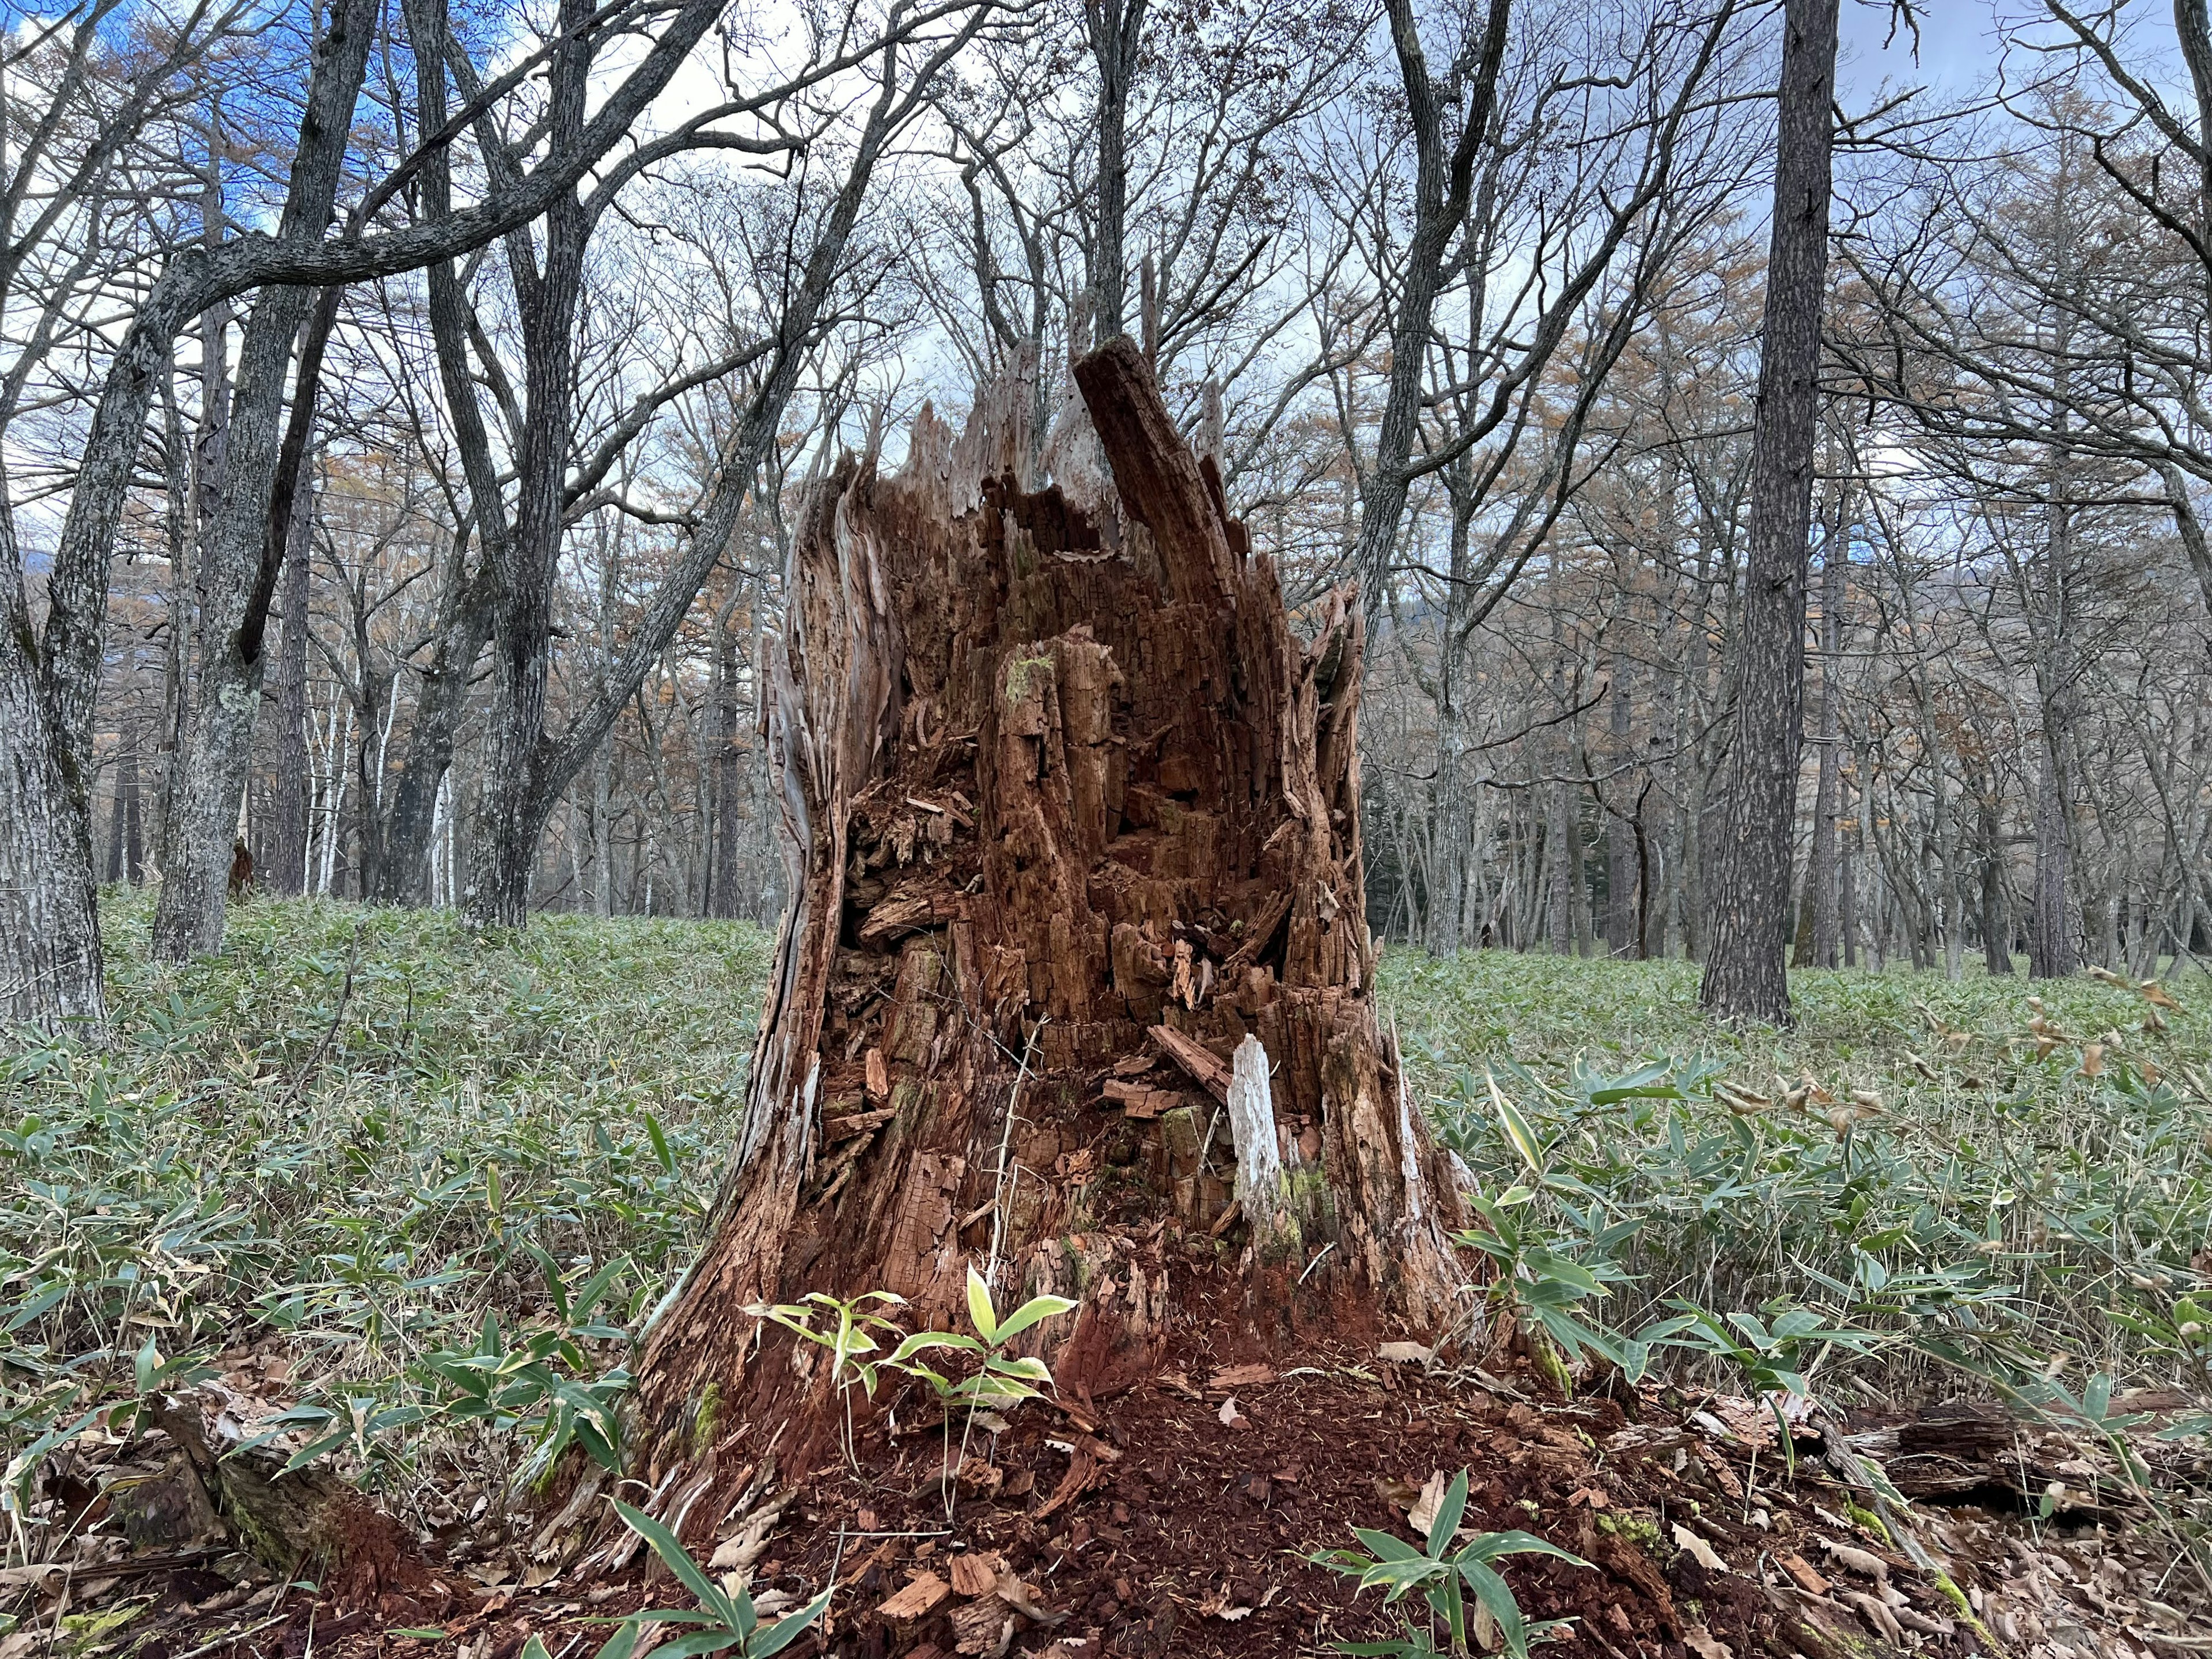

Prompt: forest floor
xmin=4 ymin=897 xmax=2209 ymax=1658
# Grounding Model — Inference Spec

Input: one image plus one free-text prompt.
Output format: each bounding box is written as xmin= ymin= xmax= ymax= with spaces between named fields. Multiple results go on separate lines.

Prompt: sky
xmin=1840 ymin=1 xmax=2006 ymax=99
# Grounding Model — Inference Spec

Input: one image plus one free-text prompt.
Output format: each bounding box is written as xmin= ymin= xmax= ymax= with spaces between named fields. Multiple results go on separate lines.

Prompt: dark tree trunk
xmin=150 ymin=0 xmax=375 ymax=961
xmin=0 ymin=508 xmax=105 ymax=1032
xmin=1083 ymin=0 xmax=1149 ymax=336
xmin=634 ymin=341 xmax=1465 ymax=1495
xmin=1979 ymin=796 xmax=2012 ymax=975
xmin=1604 ymin=653 xmax=1636 ymax=955
xmin=2028 ymin=506 xmax=2075 ymax=980
xmin=377 ymin=552 xmax=493 ymax=905
xmin=708 ymin=592 xmax=748 ymax=920
xmin=267 ymin=477 xmax=316 ymax=896
xmin=1699 ymin=0 xmax=1838 ymax=1024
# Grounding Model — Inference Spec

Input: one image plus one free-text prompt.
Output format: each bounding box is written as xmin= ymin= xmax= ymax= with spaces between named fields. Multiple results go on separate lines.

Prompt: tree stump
xmin=633 ymin=336 xmax=1465 ymax=1495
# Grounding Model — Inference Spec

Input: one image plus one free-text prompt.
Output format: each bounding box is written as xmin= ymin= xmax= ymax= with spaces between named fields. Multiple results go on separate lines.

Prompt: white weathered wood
xmin=1225 ymin=1035 xmax=1283 ymax=1229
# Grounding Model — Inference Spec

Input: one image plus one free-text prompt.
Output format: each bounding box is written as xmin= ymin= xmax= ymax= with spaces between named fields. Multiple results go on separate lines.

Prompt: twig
xmin=280 ymin=922 xmax=365 ymax=1111
xmin=1297 ymin=1241 xmax=1339 ymax=1286
xmin=983 ymin=1016 xmax=1047 ymax=1291
xmin=166 ymin=1613 xmax=290 ymax=1659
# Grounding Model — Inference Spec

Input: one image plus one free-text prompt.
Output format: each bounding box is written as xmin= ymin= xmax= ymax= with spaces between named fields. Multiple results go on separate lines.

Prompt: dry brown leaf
xmin=1672 ymin=1524 xmax=1727 ymax=1573
xmin=1409 ymin=1471 xmax=1450 ymax=1541
xmin=1681 ymin=1627 xmax=1732 ymax=1659
xmin=1377 ymin=1340 xmax=1433 ymax=1365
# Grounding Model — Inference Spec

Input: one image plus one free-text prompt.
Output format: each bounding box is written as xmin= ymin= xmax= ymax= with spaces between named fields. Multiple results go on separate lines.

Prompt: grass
xmin=3 ymin=894 xmax=769 ymax=1537
xmin=1385 ymin=950 xmax=2212 ymax=1404
xmin=3 ymin=899 xmax=2207 ymax=1569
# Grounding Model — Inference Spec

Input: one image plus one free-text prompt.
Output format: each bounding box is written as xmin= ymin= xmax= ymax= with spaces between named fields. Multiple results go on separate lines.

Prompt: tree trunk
xmin=2028 ymin=506 xmax=2075 ymax=980
xmin=266 ymin=477 xmax=316 ymax=896
xmin=634 ymin=340 xmax=1465 ymax=1490
xmin=1804 ymin=542 xmax=1844 ymax=967
xmin=150 ymin=0 xmax=376 ymax=961
xmin=1979 ymin=794 xmax=2011 ymax=975
xmin=1699 ymin=0 xmax=1838 ymax=1024
xmin=1423 ymin=478 xmax=1477 ymax=956
xmin=0 ymin=510 xmax=105 ymax=1032
xmin=1604 ymin=653 xmax=1636 ymax=955
xmin=376 ymin=552 xmax=492 ymax=905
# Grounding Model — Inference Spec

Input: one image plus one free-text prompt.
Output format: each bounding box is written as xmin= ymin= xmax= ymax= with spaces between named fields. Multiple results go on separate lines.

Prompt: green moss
xmin=692 ymin=1381 xmax=722 ymax=1456
xmin=1844 ymin=1501 xmax=1892 ymax=1545
xmin=1934 ymin=1570 xmax=2007 ymax=1656
xmin=1603 ymin=1513 xmax=1663 ymax=1554
xmin=60 ymin=1602 xmax=145 ymax=1651
xmin=1003 ymin=654 xmax=1054 ymax=707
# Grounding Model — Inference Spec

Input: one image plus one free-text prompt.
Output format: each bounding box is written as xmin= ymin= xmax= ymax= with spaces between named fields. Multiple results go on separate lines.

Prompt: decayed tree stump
xmin=634 ymin=337 xmax=1465 ymax=1490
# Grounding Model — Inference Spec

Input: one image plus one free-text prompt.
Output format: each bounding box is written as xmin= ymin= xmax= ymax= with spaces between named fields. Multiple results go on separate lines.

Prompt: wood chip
xmin=1148 ymin=1024 xmax=1231 ymax=1101
xmin=1779 ymin=1552 xmax=1831 ymax=1598
xmin=877 ymin=1571 xmax=950 ymax=1621
xmin=949 ymin=1552 xmax=1000 ymax=1597
xmin=1207 ymin=1363 xmax=1277 ymax=1393
xmin=865 ymin=1048 xmax=889 ymax=1099
xmin=950 ymin=1594 xmax=1012 ymax=1656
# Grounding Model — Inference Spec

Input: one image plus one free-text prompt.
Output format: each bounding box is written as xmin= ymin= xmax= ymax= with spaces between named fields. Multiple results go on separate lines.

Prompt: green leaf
xmin=1459 ymin=1530 xmax=1590 ymax=1569
xmin=1456 ymin=1555 xmax=1529 ymax=1659
xmin=993 ymin=1292 xmax=1077 ymax=1345
xmin=752 ymin=1588 xmax=834 ymax=1656
xmin=643 ymin=1112 xmax=676 ymax=1176
xmin=1490 ymin=1075 xmax=1546 ymax=1175
xmin=1427 ymin=1471 xmax=1469 ymax=1556
xmin=965 ymin=1264 xmax=1000 ymax=1346
xmin=609 ymin=1499 xmax=739 ymax=1631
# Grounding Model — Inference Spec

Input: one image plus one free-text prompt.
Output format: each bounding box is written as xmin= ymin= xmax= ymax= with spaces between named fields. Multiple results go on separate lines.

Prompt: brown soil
xmin=69 ymin=1330 xmax=2065 ymax=1659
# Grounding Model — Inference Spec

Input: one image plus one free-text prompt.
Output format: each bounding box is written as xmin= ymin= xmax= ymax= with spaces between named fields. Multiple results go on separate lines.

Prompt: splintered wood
xmin=636 ymin=334 xmax=1468 ymax=1465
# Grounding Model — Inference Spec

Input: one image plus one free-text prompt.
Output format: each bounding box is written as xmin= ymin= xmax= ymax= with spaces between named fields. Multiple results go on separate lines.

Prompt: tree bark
xmin=1804 ymin=541 xmax=1844 ymax=967
xmin=1082 ymin=0 xmax=1148 ymax=336
xmin=2028 ymin=503 xmax=2076 ymax=980
xmin=1699 ymin=0 xmax=1838 ymax=1024
xmin=150 ymin=0 xmax=377 ymax=961
xmin=375 ymin=553 xmax=492 ymax=906
xmin=634 ymin=340 xmax=1465 ymax=1490
xmin=1604 ymin=652 xmax=1636 ymax=955
xmin=0 ymin=505 xmax=104 ymax=1032
xmin=266 ymin=471 xmax=316 ymax=897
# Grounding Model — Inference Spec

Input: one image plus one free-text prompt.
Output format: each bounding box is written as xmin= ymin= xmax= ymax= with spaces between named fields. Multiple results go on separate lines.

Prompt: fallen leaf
xmin=992 ymin=1567 xmax=1063 ymax=1625
xmin=1681 ymin=1626 xmax=1733 ymax=1659
xmin=1196 ymin=1588 xmax=1253 ymax=1622
xmin=1409 ymin=1471 xmax=1450 ymax=1540
xmin=1217 ymin=1396 xmax=1248 ymax=1429
xmin=1672 ymin=1524 xmax=1728 ymax=1573
xmin=1377 ymin=1340 xmax=1433 ymax=1366
xmin=1820 ymin=1538 xmax=1891 ymax=1584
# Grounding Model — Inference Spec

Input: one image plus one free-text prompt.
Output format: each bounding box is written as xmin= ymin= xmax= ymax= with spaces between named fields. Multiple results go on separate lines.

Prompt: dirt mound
xmin=27 ymin=1341 xmax=2205 ymax=1659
